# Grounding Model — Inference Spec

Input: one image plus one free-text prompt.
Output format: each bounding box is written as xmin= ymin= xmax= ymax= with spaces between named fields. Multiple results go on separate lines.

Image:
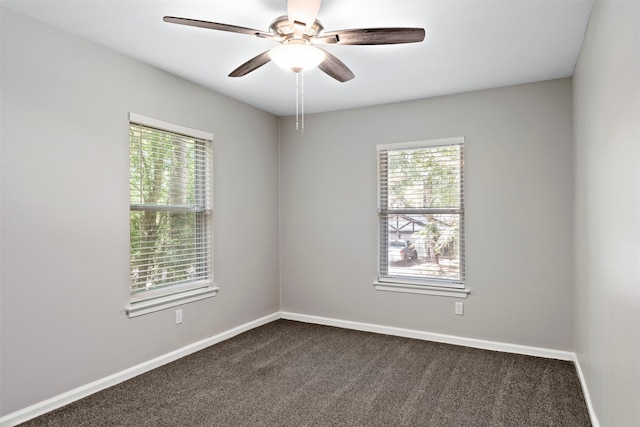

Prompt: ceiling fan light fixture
xmin=269 ymin=44 xmax=326 ymax=73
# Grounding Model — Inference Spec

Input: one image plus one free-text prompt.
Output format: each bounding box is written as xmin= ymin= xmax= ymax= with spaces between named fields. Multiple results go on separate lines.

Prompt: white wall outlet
xmin=175 ymin=309 xmax=183 ymax=324
xmin=455 ymin=301 xmax=464 ymax=316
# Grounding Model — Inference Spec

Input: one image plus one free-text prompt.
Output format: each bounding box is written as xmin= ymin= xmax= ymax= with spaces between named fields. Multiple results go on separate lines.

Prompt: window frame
xmin=375 ymin=137 xmax=469 ymax=298
xmin=126 ymin=113 xmax=218 ymax=317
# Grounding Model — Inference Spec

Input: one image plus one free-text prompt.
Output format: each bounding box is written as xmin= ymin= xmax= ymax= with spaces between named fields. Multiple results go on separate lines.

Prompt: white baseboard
xmin=573 ymin=355 xmax=601 ymax=427
xmin=280 ymin=311 xmax=575 ymax=360
xmin=2 ymin=311 xmax=599 ymax=427
xmin=0 ymin=312 xmax=280 ymax=427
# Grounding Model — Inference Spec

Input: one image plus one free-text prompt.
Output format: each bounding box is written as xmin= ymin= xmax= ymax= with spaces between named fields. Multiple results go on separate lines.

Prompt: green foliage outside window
xmin=129 ymin=125 xmax=209 ymax=294
xmin=381 ymin=143 xmax=464 ymax=282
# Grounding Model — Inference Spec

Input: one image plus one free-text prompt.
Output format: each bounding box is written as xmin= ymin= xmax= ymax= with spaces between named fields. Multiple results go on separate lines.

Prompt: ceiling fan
xmin=163 ymin=0 xmax=426 ymax=82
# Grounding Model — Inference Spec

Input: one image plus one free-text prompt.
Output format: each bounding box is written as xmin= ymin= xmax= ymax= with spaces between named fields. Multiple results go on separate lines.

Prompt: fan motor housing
xmin=269 ymin=15 xmax=324 ymax=40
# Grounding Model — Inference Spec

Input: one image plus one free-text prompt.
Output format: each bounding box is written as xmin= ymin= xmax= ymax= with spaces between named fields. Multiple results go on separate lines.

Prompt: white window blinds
xmin=378 ymin=138 xmax=464 ymax=287
xmin=129 ymin=116 xmax=212 ymax=298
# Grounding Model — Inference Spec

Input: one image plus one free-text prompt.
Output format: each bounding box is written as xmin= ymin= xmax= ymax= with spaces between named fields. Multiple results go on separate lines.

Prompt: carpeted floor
xmin=19 ymin=320 xmax=591 ymax=426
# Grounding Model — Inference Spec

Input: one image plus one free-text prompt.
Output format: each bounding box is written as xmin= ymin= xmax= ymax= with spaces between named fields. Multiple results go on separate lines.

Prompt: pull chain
xmin=294 ymin=71 xmax=305 ymax=134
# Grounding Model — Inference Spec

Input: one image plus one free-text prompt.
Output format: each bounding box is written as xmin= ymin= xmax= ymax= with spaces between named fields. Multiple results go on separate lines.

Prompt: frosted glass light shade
xmin=269 ymin=45 xmax=325 ymax=72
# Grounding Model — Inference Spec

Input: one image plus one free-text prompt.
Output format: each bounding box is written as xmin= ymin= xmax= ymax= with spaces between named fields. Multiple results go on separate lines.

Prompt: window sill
xmin=373 ymin=281 xmax=469 ymax=298
xmin=126 ymin=286 xmax=219 ymax=318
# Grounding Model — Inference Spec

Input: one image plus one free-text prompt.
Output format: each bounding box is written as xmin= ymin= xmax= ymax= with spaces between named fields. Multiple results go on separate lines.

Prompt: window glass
xmin=378 ymin=139 xmax=464 ymax=287
xmin=129 ymin=119 xmax=212 ymax=301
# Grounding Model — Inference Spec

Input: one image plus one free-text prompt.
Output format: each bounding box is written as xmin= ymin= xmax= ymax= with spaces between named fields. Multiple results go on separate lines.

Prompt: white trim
xmin=127 ymin=114 xmax=215 ymax=316
xmin=377 ymin=136 xmax=464 ymax=151
xmin=126 ymin=286 xmax=220 ymax=318
xmin=129 ymin=112 xmax=213 ymax=141
xmin=573 ymin=355 xmax=601 ymax=427
xmin=280 ymin=312 xmax=574 ymax=361
xmin=0 ymin=313 xmax=279 ymax=427
xmin=374 ymin=281 xmax=469 ymax=298
xmin=130 ymin=280 xmax=212 ymax=304
xmin=2 ymin=312 xmax=600 ymax=427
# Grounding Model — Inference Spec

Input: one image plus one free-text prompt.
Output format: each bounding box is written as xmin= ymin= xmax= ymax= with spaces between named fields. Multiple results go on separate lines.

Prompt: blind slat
xmin=130 ymin=204 xmax=209 ymax=212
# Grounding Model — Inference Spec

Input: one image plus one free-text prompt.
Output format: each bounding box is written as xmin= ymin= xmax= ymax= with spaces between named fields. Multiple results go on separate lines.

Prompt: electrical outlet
xmin=175 ymin=309 xmax=183 ymax=324
xmin=455 ymin=302 xmax=464 ymax=316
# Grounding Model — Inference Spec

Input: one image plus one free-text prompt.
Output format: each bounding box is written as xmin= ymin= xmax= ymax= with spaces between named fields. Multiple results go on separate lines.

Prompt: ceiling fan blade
xmin=228 ymin=51 xmax=272 ymax=77
xmin=318 ymin=50 xmax=354 ymax=83
xmin=316 ymin=28 xmax=425 ymax=45
xmin=288 ymin=0 xmax=321 ymax=33
xmin=163 ymin=16 xmax=273 ymax=39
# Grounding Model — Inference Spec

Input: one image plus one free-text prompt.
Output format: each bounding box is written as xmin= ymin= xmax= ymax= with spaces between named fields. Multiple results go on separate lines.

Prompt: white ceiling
xmin=2 ymin=0 xmax=594 ymax=116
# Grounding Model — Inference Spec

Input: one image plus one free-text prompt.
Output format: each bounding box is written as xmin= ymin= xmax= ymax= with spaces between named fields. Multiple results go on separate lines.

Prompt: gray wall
xmin=8 ymin=2 xmax=638 ymax=423
xmin=279 ymin=79 xmax=574 ymax=351
xmin=0 ymin=8 xmax=280 ymax=415
xmin=573 ymin=1 xmax=640 ymax=425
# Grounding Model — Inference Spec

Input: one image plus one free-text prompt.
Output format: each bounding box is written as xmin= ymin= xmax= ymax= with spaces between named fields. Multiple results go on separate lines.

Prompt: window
xmin=127 ymin=113 xmax=217 ymax=317
xmin=376 ymin=137 xmax=466 ymax=296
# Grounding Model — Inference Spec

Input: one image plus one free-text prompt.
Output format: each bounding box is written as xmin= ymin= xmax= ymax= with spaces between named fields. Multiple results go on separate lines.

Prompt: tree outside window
xmin=129 ymin=121 xmax=212 ymax=298
xmin=378 ymin=139 xmax=464 ymax=286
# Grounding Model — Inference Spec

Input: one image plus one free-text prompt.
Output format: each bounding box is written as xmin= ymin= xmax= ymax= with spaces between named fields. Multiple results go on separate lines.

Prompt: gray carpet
xmin=20 ymin=320 xmax=591 ymax=426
